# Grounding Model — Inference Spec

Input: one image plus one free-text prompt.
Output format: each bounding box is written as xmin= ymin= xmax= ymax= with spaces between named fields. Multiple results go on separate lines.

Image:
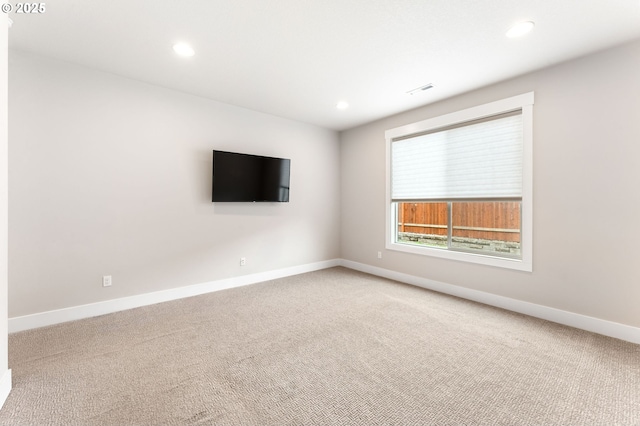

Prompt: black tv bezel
xmin=212 ymin=150 xmax=291 ymax=203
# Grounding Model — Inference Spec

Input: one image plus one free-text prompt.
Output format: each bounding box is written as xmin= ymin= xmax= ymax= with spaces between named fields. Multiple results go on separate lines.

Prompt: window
xmin=385 ymin=93 xmax=533 ymax=271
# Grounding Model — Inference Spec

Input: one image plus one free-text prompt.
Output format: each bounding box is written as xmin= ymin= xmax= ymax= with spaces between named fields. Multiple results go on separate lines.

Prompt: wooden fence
xmin=398 ymin=202 xmax=521 ymax=242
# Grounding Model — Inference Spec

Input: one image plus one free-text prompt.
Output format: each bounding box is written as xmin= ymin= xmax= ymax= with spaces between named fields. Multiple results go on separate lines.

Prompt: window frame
xmin=385 ymin=93 xmax=534 ymax=272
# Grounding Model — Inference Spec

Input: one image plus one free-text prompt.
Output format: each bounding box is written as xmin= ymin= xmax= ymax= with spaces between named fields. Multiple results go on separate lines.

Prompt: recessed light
xmin=506 ymin=21 xmax=535 ymax=38
xmin=173 ymin=43 xmax=195 ymax=57
xmin=336 ymin=101 xmax=349 ymax=110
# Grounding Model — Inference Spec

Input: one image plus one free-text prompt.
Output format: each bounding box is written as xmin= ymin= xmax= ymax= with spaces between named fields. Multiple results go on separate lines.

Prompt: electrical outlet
xmin=377 ymin=251 xmax=382 ymax=259
xmin=240 ymin=257 xmax=246 ymax=266
xmin=102 ymin=275 xmax=112 ymax=287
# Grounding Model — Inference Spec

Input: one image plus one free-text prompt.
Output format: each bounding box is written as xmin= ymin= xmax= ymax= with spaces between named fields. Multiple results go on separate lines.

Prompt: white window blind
xmin=391 ymin=112 xmax=523 ymax=201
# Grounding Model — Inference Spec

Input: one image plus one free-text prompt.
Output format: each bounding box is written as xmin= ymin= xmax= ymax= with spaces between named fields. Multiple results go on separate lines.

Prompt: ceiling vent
xmin=407 ymin=83 xmax=434 ymax=95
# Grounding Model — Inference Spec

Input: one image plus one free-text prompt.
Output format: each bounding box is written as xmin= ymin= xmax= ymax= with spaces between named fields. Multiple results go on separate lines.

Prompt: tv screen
xmin=212 ymin=150 xmax=291 ymax=202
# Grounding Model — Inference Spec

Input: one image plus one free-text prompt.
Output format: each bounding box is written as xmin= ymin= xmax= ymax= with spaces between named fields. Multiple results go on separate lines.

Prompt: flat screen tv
xmin=212 ymin=150 xmax=291 ymax=202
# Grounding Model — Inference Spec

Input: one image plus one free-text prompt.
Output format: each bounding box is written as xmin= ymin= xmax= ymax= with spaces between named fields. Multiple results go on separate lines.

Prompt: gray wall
xmin=1 ymin=14 xmax=8 ymax=381
xmin=340 ymin=39 xmax=640 ymax=328
xmin=9 ymin=51 xmax=341 ymax=317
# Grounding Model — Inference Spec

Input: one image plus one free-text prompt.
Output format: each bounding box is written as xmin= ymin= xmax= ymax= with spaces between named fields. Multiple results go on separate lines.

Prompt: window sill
xmin=386 ymin=241 xmax=532 ymax=272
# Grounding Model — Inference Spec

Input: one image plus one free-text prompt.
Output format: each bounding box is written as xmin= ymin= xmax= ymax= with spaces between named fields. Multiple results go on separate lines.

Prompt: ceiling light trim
xmin=506 ymin=21 xmax=535 ymax=38
xmin=172 ymin=42 xmax=195 ymax=57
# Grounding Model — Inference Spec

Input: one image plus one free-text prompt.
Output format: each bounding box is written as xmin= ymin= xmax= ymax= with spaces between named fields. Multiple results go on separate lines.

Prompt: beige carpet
xmin=1 ymin=267 xmax=638 ymax=425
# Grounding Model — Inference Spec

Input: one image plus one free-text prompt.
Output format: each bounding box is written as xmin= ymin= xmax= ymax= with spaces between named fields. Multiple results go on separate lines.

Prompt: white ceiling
xmin=8 ymin=0 xmax=640 ymax=131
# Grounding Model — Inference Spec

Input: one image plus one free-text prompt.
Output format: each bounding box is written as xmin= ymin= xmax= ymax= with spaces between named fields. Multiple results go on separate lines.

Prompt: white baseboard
xmin=8 ymin=258 xmax=640 ymax=345
xmin=340 ymin=259 xmax=640 ymax=345
xmin=9 ymin=259 xmax=341 ymax=333
xmin=0 ymin=369 xmax=11 ymax=410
